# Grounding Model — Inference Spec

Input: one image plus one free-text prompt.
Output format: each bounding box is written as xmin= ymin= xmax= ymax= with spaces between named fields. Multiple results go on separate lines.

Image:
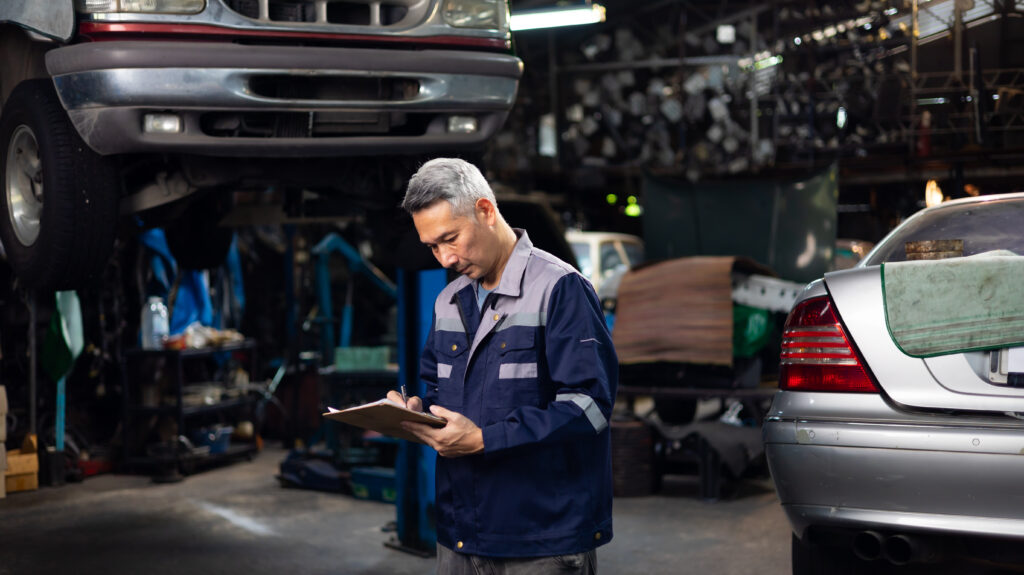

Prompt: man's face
xmin=413 ymin=199 xmax=498 ymax=280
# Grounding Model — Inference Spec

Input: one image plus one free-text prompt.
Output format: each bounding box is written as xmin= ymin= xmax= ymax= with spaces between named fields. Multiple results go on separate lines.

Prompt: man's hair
xmin=402 ymin=158 xmax=496 ymax=218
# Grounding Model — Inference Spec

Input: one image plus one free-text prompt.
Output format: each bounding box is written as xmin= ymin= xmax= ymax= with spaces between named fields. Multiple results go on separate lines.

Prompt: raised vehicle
xmin=0 ymin=0 xmax=520 ymax=289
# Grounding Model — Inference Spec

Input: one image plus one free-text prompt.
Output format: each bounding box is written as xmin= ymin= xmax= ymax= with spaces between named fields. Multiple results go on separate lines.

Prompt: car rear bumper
xmin=45 ymin=41 xmax=522 ymax=156
xmin=765 ymin=416 xmax=1024 ymax=539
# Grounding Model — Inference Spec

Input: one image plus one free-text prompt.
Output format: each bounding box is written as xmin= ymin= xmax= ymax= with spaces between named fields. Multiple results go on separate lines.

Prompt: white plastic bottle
xmin=141 ymin=296 xmax=169 ymax=350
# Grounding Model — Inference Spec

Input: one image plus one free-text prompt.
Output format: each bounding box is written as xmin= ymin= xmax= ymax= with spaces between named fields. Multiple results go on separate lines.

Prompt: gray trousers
xmin=436 ymin=544 xmax=597 ymax=575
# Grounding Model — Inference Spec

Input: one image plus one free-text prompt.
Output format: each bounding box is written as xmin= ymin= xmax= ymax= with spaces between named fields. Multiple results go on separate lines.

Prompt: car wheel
xmin=792 ymin=534 xmax=876 ymax=575
xmin=163 ymin=191 xmax=234 ymax=270
xmin=0 ymin=79 xmax=120 ymax=291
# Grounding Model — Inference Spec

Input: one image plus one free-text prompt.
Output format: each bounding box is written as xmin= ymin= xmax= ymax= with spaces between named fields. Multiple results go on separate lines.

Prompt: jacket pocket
xmin=435 ymin=333 xmax=467 ymax=406
xmin=487 ymin=330 xmax=541 ymax=408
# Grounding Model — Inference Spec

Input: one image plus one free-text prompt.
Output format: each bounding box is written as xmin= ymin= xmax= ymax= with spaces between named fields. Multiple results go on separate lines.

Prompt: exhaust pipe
xmin=882 ymin=534 xmax=945 ymax=565
xmin=851 ymin=530 xmax=884 ymax=561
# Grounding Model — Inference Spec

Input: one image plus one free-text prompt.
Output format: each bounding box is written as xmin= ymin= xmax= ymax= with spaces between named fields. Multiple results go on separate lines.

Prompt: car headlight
xmin=443 ymin=0 xmax=503 ymax=29
xmin=77 ymin=0 xmax=206 ymax=14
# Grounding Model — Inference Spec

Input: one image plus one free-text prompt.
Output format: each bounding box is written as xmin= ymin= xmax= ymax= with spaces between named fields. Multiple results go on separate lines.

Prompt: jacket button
xmin=500 ymin=342 xmax=506 ymax=349
xmin=451 ymin=344 xmax=458 ymax=351
xmin=457 ymin=541 xmax=464 ymax=549
xmin=493 ymin=314 xmax=500 ymax=321
xmin=595 ymin=532 xmax=602 ymax=540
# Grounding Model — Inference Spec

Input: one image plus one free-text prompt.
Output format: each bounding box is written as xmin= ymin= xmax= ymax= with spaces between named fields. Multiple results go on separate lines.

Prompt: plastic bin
xmin=334 ymin=346 xmax=390 ymax=372
xmin=349 ymin=466 xmax=396 ymax=503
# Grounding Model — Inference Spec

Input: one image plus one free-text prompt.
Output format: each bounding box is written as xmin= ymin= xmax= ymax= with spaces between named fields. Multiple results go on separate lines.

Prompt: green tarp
xmin=882 ymin=251 xmax=1024 ymax=357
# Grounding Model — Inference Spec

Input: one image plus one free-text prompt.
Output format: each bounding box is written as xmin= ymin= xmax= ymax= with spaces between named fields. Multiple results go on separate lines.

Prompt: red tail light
xmin=780 ymin=295 xmax=878 ymax=393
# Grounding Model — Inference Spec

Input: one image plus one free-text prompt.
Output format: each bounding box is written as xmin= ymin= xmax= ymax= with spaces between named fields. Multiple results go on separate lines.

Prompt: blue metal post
xmin=394 ymin=268 xmax=446 ymax=553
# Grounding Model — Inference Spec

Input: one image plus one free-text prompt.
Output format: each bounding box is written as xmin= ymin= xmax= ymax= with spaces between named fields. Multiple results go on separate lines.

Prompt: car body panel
xmin=0 ymin=2 xmax=74 ymax=42
xmin=83 ymin=0 xmax=510 ymax=44
xmin=47 ymin=41 xmax=520 ymax=156
xmin=826 ymin=261 xmax=1024 ymax=413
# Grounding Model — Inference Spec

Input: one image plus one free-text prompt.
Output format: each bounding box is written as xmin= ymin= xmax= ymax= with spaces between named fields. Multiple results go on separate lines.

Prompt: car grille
xmin=222 ymin=0 xmax=428 ymax=27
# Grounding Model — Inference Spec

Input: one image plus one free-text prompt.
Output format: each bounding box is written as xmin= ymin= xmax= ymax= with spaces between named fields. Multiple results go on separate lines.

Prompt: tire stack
xmin=610 ymin=418 xmax=656 ymax=497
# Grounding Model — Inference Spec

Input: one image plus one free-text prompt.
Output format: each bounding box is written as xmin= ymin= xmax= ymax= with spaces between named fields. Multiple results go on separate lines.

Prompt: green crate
xmin=334 ymin=346 xmax=390 ymax=372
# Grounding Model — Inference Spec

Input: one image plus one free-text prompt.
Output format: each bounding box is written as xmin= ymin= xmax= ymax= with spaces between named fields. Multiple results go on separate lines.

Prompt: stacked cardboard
xmin=5 ymin=434 xmax=38 ymax=494
xmin=612 ymin=256 xmax=774 ymax=367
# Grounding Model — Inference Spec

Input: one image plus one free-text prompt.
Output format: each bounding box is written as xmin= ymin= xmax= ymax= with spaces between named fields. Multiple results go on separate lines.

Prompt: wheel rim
xmin=6 ymin=124 xmax=43 ymax=246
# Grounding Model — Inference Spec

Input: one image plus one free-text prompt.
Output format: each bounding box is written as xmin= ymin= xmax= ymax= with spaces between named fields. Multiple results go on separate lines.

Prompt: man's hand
xmin=401 ymin=405 xmax=484 ymax=458
xmin=386 ymin=390 xmax=423 ymax=412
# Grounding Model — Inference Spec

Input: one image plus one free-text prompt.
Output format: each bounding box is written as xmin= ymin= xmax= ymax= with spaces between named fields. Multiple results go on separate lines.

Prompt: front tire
xmin=0 ymin=79 xmax=119 ymax=290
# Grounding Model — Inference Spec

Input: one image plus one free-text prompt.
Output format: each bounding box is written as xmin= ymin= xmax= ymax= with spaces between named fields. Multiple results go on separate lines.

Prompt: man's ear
xmin=475 ymin=198 xmax=498 ymax=226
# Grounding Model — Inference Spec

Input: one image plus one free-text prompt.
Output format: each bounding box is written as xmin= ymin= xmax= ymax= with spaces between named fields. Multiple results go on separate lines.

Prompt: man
xmin=386 ymin=158 xmax=618 ymax=574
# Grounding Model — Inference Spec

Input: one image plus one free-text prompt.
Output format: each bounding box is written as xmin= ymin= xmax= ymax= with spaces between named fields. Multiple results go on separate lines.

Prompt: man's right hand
xmin=386 ymin=390 xmax=423 ymax=412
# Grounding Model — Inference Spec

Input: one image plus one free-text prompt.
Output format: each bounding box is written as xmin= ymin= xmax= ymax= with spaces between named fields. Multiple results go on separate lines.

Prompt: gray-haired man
xmin=386 ymin=158 xmax=617 ymax=574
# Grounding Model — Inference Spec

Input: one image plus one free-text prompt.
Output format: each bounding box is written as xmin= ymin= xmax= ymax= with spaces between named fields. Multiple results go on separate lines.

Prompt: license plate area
xmin=989 ymin=347 xmax=1024 ymax=386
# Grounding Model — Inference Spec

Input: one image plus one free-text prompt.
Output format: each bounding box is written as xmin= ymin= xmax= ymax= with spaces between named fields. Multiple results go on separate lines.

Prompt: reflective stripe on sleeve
xmin=555 ymin=393 xmax=608 ymax=433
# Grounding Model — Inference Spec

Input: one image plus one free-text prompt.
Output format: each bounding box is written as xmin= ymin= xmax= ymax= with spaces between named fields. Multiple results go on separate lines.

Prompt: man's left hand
xmin=401 ymin=405 xmax=484 ymax=457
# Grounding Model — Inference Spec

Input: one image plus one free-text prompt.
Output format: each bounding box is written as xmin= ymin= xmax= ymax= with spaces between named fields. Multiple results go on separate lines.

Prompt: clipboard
xmin=323 ymin=399 xmax=447 ymax=444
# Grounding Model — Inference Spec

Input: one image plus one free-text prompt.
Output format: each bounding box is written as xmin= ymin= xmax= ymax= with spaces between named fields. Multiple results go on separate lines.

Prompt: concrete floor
xmin=0 ymin=447 xmax=791 ymax=575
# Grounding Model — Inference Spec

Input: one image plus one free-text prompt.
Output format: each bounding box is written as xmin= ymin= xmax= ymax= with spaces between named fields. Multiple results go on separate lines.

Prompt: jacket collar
xmin=492 ymin=228 xmax=531 ymax=298
xmin=447 ymin=228 xmax=532 ymax=303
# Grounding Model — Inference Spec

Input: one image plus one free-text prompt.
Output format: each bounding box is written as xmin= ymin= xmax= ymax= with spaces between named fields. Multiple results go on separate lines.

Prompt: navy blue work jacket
xmin=420 ymin=229 xmax=618 ymax=558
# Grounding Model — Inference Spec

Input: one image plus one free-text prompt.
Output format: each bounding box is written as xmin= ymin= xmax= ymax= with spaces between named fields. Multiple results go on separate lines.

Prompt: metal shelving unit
xmin=120 ymin=340 xmax=261 ymax=478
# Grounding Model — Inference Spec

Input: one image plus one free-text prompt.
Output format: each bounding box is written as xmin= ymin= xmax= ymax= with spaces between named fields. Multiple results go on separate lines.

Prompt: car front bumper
xmin=45 ymin=41 xmax=522 ymax=156
xmin=764 ymin=394 xmax=1024 ymax=540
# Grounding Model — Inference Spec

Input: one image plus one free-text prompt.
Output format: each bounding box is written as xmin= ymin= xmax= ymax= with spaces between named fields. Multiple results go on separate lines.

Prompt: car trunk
xmin=825 ymin=265 xmax=1024 ymax=413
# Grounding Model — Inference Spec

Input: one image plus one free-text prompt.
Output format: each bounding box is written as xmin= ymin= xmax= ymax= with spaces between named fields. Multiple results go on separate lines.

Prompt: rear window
xmin=863 ymin=196 xmax=1024 ymax=265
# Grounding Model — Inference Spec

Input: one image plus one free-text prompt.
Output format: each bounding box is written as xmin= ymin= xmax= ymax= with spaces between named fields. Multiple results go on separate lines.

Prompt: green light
xmin=625 ymin=204 xmax=642 ymax=217
xmin=627 ymin=195 xmax=637 ymax=204
xmin=606 ymin=193 xmax=618 ymax=205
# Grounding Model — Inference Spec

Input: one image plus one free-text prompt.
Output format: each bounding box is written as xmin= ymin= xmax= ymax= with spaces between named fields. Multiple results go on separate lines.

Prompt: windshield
xmin=622 ymin=241 xmax=644 ymax=267
xmin=570 ymin=242 xmax=593 ymax=279
xmin=863 ymin=196 xmax=1024 ymax=265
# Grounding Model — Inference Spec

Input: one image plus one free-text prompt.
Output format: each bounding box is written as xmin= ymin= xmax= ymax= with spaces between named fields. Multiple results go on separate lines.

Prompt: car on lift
xmin=764 ymin=193 xmax=1024 ymax=574
xmin=0 ymin=0 xmax=521 ymax=289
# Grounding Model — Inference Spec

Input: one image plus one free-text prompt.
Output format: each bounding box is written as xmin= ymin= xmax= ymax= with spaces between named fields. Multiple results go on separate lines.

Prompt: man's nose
xmin=438 ymin=247 xmax=458 ymax=268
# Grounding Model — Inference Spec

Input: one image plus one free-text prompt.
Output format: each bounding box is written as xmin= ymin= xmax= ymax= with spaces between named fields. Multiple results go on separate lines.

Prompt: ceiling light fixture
xmin=510 ymin=2 xmax=606 ymax=32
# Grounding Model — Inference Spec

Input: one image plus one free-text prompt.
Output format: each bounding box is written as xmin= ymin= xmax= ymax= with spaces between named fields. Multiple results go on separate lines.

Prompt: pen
xmin=400 ymin=384 xmax=408 ymax=406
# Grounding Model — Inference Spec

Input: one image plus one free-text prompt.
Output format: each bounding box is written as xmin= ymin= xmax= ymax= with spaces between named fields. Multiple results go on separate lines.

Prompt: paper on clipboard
xmin=323 ymin=399 xmax=446 ymax=444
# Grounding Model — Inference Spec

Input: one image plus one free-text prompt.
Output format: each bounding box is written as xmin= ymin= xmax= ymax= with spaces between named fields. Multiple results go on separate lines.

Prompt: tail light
xmin=780 ymin=295 xmax=878 ymax=393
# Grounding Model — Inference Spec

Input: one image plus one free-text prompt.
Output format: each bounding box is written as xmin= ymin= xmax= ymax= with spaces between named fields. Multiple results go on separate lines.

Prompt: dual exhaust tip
xmin=852 ymin=530 xmax=944 ymax=565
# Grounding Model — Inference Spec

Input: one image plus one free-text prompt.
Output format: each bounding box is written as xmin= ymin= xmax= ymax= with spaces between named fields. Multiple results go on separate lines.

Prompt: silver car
xmin=764 ymin=192 xmax=1024 ymax=574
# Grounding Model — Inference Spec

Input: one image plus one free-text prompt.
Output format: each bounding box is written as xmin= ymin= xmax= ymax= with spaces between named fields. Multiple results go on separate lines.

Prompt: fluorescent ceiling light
xmin=510 ymin=3 xmax=606 ymax=31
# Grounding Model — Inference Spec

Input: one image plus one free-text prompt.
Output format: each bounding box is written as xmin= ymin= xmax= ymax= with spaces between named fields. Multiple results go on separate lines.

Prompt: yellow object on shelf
xmin=5 ymin=434 xmax=39 ymax=494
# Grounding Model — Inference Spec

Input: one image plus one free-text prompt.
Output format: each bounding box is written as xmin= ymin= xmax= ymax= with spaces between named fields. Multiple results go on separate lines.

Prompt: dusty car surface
xmin=0 ymin=0 xmax=520 ymax=289
xmin=764 ymin=192 xmax=1024 ymax=574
